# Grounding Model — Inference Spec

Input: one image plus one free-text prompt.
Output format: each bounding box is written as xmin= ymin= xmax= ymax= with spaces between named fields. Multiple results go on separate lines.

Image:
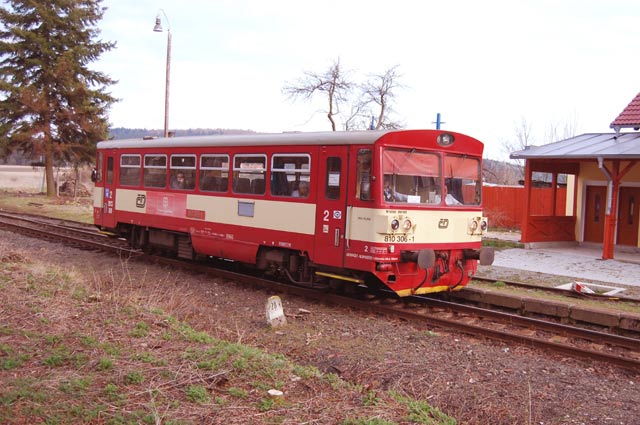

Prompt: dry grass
xmin=0 ymin=240 xmax=455 ymax=424
xmin=0 ymin=189 xmax=93 ymax=223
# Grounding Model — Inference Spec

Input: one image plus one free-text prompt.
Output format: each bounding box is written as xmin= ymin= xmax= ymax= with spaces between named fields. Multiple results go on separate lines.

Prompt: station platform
xmin=481 ymin=231 xmax=640 ymax=287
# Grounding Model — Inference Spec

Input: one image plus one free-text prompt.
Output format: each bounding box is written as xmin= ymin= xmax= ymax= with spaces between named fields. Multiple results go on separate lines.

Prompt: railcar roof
xmin=97 ymin=130 xmax=395 ymax=149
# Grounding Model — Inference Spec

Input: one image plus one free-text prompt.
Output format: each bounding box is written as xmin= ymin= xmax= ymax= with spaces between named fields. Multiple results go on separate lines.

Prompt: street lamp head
xmin=153 ymin=16 xmax=163 ymax=32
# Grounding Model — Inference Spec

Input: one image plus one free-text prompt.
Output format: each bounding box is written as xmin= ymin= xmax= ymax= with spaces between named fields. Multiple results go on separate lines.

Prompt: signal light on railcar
xmin=480 ymin=220 xmax=488 ymax=231
xmin=391 ymin=219 xmax=400 ymax=230
xmin=437 ymin=133 xmax=455 ymax=146
xmin=469 ymin=219 xmax=479 ymax=231
xmin=402 ymin=219 xmax=412 ymax=231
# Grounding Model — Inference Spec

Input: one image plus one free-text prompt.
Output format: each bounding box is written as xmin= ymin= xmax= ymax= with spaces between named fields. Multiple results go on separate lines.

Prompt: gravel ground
xmin=1 ymin=229 xmax=639 ymax=424
xmin=483 ymin=231 xmax=640 ymax=292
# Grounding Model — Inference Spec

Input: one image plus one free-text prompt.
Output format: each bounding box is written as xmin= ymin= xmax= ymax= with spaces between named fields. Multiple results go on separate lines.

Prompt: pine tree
xmin=0 ymin=0 xmax=116 ymax=196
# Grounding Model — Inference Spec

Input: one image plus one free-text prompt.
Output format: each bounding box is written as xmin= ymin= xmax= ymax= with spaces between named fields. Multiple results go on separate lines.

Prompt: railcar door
xmin=313 ymin=146 xmax=348 ymax=267
xmin=101 ymin=153 xmax=117 ymax=229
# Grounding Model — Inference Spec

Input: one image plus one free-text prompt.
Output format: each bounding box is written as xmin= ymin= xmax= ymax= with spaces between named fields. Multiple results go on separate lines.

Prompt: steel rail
xmin=471 ymin=276 xmax=640 ymax=304
xmin=413 ymin=296 xmax=640 ymax=351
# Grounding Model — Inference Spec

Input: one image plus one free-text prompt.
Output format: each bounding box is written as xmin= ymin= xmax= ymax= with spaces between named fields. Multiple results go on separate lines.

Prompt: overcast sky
xmin=96 ymin=0 xmax=640 ymax=160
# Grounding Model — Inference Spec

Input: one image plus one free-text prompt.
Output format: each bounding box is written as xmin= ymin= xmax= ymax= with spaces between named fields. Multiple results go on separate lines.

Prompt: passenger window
xmin=325 ymin=157 xmax=341 ymax=200
xmin=119 ymin=154 xmax=141 ymax=186
xmin=271 ymin=154 xmax=310 ymax=197
xmin=233 ymin=154 xmax=266 ymax=195
xmin=144 ymin=154 xmax=167 ymax=188
xmin=170 ymin=155 xmax=196 ymax=190
xmin=200 ymin=154 xmax=229 ymax=192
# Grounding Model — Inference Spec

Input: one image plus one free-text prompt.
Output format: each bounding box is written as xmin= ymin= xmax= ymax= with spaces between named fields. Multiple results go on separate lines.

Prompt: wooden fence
xmin=482 ymin=186 xmax=567 ymax=230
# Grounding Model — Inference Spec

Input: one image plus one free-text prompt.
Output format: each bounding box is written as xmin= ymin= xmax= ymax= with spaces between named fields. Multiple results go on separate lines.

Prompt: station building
xmin=511 ymin=93 xmax=640 ymax=259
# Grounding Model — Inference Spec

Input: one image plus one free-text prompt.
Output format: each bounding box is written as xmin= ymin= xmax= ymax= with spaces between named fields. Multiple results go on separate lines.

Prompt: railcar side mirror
xmin=91 ymin=169 xmax=98 ymax=182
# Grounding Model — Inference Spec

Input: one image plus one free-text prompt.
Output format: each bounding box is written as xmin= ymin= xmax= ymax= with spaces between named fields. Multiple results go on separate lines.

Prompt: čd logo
xmin=136 ymin=194 xmax=146 ymax=208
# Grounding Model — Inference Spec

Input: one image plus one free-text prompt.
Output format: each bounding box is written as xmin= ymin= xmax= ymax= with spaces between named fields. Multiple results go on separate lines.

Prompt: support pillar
xmin=521 ymin=160 xmax=532 ymax=242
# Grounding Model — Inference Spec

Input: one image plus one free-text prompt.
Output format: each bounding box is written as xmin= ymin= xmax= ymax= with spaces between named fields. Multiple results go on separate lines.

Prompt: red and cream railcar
xmin=92 ymin=129 xmax=493 ymax=296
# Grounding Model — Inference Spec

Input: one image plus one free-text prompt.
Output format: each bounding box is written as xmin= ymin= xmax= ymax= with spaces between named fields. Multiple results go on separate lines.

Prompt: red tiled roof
xmin=610 ymin=92 xmax=640 ymax=129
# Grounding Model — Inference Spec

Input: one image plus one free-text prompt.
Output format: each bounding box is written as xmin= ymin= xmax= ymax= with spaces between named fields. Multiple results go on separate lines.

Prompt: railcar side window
xmin=200 ymin=154 xmax=229 ymax=192
xmin=271 ymin=154 xmax=310 ymax=197
xmin=325 ymin=157 xmax=341 ymax=200
xmin=94 ymin=152 xmax=103 ymax=182
xmin=119 ymin=154 xmax=141 ymax=187
xmin=233 ymin=154 xmax=266 ymax=195
xmin=106 ymin=156 xmax=113 ymax=184
xmin=170 ymin=155 xmax=196 ymax=190
xmin=144 ymin=155 xmax=167 ymax=188
xmin=356 ymin=149 xmax=372 ymax=200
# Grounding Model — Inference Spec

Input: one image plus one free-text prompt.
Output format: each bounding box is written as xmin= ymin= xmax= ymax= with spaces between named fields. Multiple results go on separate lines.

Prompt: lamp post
xmin=153 ymin=9 xmax=171 ymax=138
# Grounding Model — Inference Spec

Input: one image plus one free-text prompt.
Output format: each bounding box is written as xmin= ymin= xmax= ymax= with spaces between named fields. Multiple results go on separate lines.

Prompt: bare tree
xmin=283 ymin=61 xmax=404 ymax=131
xmin=483 ymin=158 xmax=523 ymax=185
xmin=544 ymin=111 xmax=579 ymax=144
xmin=502 ymin=117 xmax=534 ymax=164
xmin=498 ymin=117 xmax=535 ymax=183
xmin=343 ymin=99 xmax=371 ymax=131
xmin=361 ymin=65 xmax=404 ymax=130
xmin=282 ymin=59 xmax=352 ymax=131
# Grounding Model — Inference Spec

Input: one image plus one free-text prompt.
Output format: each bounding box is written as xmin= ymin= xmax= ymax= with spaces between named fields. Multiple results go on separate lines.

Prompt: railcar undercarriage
xmin=109 ymin=222 xmax=490 ymax=297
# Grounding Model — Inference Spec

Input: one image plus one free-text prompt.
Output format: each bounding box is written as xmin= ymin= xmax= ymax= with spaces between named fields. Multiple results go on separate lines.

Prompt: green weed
xmin=185 ymin=385 xmax=210 ymax=404
xmin=227 ymin=387 xmax=247 ymax=398
xmin=343 ymin=418 xmax=396 ymax=425
xmin=129 ymin=321 xmax=150 ymax=338
xmin=124 ymin=371 xmax=145 ymax=385
xmin=390 ymin=391 xmax=456 ymax=424
xmin=96 ymin=357 xmax=114 ymax=371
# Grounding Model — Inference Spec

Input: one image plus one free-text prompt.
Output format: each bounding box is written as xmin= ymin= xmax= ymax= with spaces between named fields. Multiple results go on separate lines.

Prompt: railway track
xmin=1 ymin=210 xmax=639 ymax=372
xmin=471 ymin=275 xmax=640 ymax=304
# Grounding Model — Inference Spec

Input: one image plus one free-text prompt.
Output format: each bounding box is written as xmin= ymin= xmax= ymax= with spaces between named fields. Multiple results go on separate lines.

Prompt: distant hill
xmin=108 ymin=127 xmax=256 ymax=140
xmin=483 ymin=158 xmax=523 ymax=186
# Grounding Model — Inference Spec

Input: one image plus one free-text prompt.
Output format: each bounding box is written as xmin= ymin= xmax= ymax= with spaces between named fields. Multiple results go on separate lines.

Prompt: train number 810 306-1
xmin=383 ymin=234 xmax=414 ymax=243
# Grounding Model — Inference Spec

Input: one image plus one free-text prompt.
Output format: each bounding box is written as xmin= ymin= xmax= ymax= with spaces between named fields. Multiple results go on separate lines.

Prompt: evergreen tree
xmin=0 ymin=0 xmax=116 ymax=196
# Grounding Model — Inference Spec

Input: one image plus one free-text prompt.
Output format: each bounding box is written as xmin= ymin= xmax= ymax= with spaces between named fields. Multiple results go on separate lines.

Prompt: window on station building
xmin=170 ymin=155 xmax=196 ymax=190
xmin=143 ymin=154 xmax=167 ymax=188
xmin=200 ymin=154 xmax=230 ymax=192
xmin=233 ymin=154 xmax=266 ymax=195
xmin=119 ymin=154 xmax=141 ymax=186
xmin=271 ymin=154 xmax=310 ymax=198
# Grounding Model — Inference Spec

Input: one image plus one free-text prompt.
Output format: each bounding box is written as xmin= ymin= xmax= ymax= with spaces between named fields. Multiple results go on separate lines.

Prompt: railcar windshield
xmin=382 ymin=148 xmax=481 ymax=206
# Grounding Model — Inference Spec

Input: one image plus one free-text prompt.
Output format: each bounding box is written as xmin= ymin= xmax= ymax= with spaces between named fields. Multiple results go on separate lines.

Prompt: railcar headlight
xmin=470 ymin=219 xmax=478 ymax=231
xmin=437 ymin=133 xmax=455 ymax=146
xmin=391 ymin=219 xmax=400 ymax=231
xmin=402 ymin=219 xmax=412 ymax=231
